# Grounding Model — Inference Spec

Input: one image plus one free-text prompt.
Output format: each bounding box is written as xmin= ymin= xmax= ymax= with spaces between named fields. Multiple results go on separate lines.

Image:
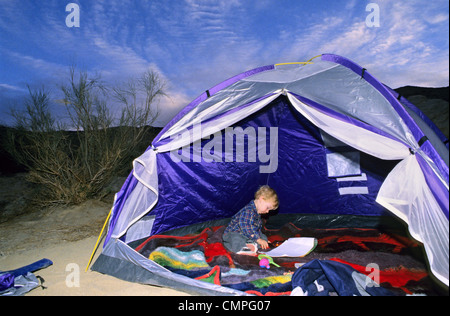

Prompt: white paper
xmin=264 ymin=237 xmax=317 ymax=257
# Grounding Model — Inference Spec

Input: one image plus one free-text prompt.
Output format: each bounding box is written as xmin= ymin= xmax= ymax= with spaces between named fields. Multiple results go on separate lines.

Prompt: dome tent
xmin=91 ymin=54 xmax=449 ymax=294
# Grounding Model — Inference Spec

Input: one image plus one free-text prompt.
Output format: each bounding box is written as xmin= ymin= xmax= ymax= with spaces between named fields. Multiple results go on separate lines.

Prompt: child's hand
xmin=257 ymin=238 xmax=269 ymax=250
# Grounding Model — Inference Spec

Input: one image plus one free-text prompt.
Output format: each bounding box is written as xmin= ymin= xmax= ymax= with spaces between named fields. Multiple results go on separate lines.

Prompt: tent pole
xmin=85 ymin=207 xmax=112 ymax=272
xmin=275 ymin=62 xmax=313 ymax=66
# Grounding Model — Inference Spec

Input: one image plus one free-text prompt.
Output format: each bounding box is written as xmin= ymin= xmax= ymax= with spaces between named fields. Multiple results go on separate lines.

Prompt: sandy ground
xmin=0 ymin=189 xmax=190 ymax=296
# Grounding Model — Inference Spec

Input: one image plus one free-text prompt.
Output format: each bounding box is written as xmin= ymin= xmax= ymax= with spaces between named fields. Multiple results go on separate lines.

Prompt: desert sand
xmin=0 ymin=182 xmax=189 ymax=296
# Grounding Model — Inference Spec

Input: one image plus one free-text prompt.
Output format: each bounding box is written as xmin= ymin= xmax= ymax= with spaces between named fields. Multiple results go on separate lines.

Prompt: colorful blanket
xmin=135 ymin=223 xmax=442 ymax=296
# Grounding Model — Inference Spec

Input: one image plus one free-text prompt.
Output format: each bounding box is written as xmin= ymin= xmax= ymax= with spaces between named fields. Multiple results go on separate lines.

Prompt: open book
xmin=263 ymin=237 xmax=317 ymax=257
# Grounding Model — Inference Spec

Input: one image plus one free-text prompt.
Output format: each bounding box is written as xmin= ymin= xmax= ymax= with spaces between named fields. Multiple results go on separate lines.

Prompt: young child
xmin=223 ymin=185 xmax=279 ymax=255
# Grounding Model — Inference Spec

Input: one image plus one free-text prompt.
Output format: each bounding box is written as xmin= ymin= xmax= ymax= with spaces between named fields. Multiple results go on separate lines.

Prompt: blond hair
xmin=255 ymin=185 xmax=279 ymax=209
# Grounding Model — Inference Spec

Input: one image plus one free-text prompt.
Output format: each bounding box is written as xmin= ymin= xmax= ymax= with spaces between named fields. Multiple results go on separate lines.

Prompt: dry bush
xmin=5 ymin=68 xmax=165 ymax=205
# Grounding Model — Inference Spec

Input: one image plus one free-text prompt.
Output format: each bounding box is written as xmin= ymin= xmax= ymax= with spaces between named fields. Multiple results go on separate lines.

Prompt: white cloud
xmin=155 ymin=91 xmax=192 ymax=127
xmin=426 ymin=13 xmax=449 ymax=24
xmin=4 ymin=50 xmax=67 ymax=81
xmin=319 ymin=21 xmax=376 ymax=56
xmin=0 ymin=83 xmax=26 ymax=92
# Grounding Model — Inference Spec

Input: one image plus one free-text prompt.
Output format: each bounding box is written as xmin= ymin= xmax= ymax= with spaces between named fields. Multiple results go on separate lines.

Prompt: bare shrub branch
xmin=5 ymin=68 xmax=165 ymax=206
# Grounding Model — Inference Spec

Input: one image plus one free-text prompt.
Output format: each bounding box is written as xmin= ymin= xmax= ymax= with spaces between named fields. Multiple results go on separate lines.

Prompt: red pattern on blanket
xmin=135 ymin=223 xmax=443 ymax=295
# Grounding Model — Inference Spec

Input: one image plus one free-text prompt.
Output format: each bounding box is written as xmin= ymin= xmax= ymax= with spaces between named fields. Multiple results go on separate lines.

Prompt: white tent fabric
xmin=377 ymin=155 xmax=449 ymax=286
xmin=163 ymin=61 xmax=416 ymax=146
xmin=161 ymin=92 xmax=282 ymax=151
xmin=287 ymin=94 xmax=411 ymax=160
xmin=111 ymin=149 xmax=158 ymax=239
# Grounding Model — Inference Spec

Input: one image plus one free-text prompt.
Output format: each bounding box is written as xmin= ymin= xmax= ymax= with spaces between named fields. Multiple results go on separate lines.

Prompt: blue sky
xmin=0 ymin=0 xmax=449 ymax=127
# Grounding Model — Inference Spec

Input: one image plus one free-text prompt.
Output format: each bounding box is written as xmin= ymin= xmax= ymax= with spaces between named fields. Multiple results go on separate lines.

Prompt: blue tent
xmin=92 ymin=54 xmax=449 ymax=293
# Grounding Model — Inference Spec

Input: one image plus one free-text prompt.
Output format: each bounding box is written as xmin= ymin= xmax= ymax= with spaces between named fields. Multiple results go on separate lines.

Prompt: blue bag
xmin=291 ymin=259 xmax=394 ymax=296
xmin=0 ymin=258 xmax=53 ymax=296
xmin=0 ymin=273 xmax=14 ymax=291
